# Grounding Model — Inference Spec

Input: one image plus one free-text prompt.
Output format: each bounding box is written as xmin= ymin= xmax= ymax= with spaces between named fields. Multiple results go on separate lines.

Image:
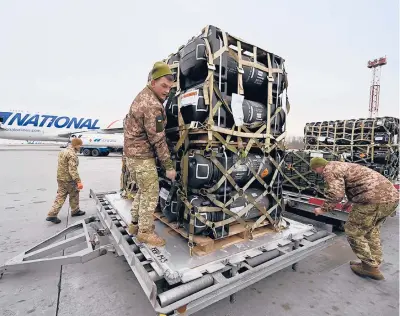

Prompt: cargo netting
xmin=303 ymin=117 xmax=399 ymax=181
xmin=281 ymin=150 xmax=340 ymax=198
xmin=123 ymin=25 xmax=291 ymax=255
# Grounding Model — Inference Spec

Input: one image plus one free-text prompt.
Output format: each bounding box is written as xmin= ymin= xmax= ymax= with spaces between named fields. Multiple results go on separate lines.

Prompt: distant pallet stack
xmin=124 ymin=25 xmax=291 ymax=255
xmin=303 ymin=117 xmax=399 ymax=181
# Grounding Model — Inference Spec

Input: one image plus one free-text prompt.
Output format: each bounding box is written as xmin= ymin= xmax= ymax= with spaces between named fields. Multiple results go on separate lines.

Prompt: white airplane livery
xmin=0 ymin=110 xmax=123 ymax=142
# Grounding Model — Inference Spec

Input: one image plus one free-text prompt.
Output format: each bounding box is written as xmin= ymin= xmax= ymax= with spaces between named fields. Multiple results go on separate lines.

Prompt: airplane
xmin=0 ymin=110 xmax=124 ymax=142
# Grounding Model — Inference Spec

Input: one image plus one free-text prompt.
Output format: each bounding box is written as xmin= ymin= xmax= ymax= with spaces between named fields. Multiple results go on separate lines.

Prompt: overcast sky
xmin=0 ymin=0 xmax=398 ymax=136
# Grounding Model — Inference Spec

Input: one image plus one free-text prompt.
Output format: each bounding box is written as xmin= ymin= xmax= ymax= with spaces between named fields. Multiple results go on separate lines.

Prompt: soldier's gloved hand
xmin=166 ymin=169 xmax=176 ymax=181
xmin=77 ymin=182 xmax=84 ymax=190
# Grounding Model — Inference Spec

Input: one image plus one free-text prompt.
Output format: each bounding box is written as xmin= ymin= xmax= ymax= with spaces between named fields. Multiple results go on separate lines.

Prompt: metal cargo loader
xmin=0 ymin=189 xmax=336 ymax=316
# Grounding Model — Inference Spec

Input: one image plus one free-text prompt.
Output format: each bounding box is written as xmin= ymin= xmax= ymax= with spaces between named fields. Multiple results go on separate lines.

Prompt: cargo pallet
xmin=154 ymin=24 xmax=292 ymax=259
xmin=303 ymin=116 xmax=400 ymax=181
xmin=0 ymin=190 xmax=335 ymax=316
xmin=154 ymin=209 xmax=276 ymax=256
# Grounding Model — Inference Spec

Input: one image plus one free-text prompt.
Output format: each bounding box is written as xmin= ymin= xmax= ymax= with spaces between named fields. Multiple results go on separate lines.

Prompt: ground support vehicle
xmin=80 ymin=145 xmax=114 ymax=157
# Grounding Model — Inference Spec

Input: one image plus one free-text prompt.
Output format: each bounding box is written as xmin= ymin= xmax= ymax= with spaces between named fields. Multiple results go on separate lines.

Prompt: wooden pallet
xmin=153 ymin=211 xmax=276 ymax=256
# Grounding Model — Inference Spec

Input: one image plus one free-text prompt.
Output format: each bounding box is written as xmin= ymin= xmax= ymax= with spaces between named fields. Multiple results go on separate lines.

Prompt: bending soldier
xmin=310 ymin=157 xmax=399 ymax=280
xmin=124 ymin=61 xmax=176 ymax=247
xmin=46 ymin=138 xmax=86 ymax=224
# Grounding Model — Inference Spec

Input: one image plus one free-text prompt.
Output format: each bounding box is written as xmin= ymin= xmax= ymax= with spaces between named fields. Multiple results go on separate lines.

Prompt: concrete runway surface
xmin=0 ymin=145 xmax=398 ymax=316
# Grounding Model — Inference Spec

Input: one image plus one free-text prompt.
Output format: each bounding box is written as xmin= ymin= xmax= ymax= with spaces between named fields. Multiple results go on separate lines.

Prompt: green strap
xmin=244 ymin=192 xmax=276 ymax=226
xmin=174 ymin=128 xmax=189 ymax=153
xmin=242 ymin=124 xmax=266 ymax=155
xmin=236 ymin=41 xmax=244 ymax=95
xmin=212 ymin=132 xmax=238 ymax=154
xmin=210 ymin=156 xmax=241 ymax=192
xmin=265 ymin=53 xmax=274 ymax=149
xmin=206 ymin=194 xmax=249 ymax=228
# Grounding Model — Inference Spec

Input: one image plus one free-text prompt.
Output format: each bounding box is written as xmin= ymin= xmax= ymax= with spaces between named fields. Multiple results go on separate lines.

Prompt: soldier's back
xmin=56 ymin=147 xmax=77 ymax=182
xmin=326 ymin=161 xmax=399 ymax=204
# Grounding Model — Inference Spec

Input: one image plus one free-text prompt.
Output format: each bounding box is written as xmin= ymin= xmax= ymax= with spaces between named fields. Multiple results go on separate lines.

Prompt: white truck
xmin=70 ymin=133 xmax=123 ymax=156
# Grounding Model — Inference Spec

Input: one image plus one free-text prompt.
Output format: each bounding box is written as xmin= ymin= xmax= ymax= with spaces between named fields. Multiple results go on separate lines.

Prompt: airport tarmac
xmin=0 ymin=145 xmax=398 ymax=316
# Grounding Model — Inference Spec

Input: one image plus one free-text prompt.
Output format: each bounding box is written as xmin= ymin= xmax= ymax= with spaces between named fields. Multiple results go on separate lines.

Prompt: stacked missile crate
xmin=151 ymin=25 xmax=290 ymax=254
xmin=303 ymin=117 xmax=399 ymax=181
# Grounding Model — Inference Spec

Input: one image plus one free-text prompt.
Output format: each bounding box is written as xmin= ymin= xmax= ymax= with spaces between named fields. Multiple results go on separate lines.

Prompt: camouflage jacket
xmin=124 ymin=85 xmax=173 ymax=170
xmin=322 ymin=161 xmax=399 ymax=212
xmin=57 ymin=146 xmax=81 ymax=183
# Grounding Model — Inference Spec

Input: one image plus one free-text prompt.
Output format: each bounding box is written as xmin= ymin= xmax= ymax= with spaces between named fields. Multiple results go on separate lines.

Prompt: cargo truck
xmin=70 ymin=133 xmax=124 ymax=156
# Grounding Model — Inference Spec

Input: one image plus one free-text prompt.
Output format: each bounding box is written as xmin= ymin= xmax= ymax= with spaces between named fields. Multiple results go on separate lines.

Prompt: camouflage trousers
xmin=344 ymin=202 xmax=398 ymax=267
xmin=125 ymin=157 xmax=159 ymax=232
xmin=48 ymin=181 xmax=80 ymax=217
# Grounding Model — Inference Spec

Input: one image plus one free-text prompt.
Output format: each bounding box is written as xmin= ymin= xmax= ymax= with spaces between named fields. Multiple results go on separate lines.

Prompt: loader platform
xmin=92 ymin=190 xmax=336 ymax=315
xmin=0 ymin=189 xmax=337 ymax=316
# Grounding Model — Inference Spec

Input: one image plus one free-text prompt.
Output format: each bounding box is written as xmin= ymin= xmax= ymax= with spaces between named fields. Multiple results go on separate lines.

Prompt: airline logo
xmin=0 ymin=112 xmax=100 ymax=130
xmin=89 ymin=138 xmax=117 ymax=143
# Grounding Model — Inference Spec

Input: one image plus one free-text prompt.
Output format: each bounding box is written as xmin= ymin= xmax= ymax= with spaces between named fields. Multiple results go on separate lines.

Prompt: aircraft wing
xmin=56 ymin=130 xmax=88 ymax=138
xmin=95 ymin=127 xmax=124 ymax=134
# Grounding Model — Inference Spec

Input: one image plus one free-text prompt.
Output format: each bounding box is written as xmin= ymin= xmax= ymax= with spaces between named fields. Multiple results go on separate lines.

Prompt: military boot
xmin=71 ymin=210 xmax=86 ymax=217
xmin=351 ymin=262 xmax=385 ymax=280
xmin=128 ymin=222 xmax=139 ymax=236
xmin=137 ymin=229 xmax=166 ymax=247
xmin=349 ymin=260 xmax=361 ymax=266
xmin=46 ymin=217 xmax=61 ymax=224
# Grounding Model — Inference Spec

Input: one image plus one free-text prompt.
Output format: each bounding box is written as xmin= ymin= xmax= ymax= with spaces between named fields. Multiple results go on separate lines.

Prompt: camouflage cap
xmin=310 ymin=157 xmax=329 ymax=169
xmin=151 ymin=61 xmax=172 ymax=80
xmin=71 ymin=138 xmax=83 ymax=146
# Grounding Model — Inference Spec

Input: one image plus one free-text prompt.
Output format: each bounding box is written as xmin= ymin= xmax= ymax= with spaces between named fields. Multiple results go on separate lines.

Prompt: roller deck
xmin=0 ymin=189 xmax=336 ymax=316
xmin=91 ymin=190 xmax=336 ymax=315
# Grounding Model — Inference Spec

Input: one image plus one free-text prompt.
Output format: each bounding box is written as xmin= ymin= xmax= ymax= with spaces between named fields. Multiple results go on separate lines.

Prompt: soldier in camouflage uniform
xmin=124 ymin=61 xmax=176 ymax=247
xmin=310 ymin=157 xmax=399 ymax=280
xmin=46 ymin=138 xmax=86 ymax=224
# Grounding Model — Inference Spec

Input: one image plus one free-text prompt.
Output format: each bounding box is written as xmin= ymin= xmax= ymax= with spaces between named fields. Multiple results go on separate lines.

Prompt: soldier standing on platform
xmin=124 ymin=61 xmax=177 ymax=247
